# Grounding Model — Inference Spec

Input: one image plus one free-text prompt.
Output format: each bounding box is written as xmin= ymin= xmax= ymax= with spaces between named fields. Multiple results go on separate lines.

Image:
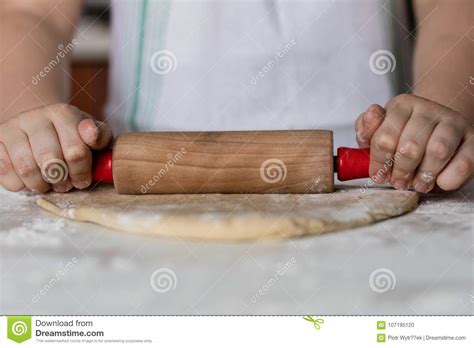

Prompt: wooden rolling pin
xmin=92 ymin=130 xmax=370 ymax=194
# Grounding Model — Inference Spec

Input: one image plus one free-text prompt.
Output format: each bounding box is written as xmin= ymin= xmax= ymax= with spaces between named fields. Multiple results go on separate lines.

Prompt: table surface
xmin=1 ymin=179 xmax=472 ymax=315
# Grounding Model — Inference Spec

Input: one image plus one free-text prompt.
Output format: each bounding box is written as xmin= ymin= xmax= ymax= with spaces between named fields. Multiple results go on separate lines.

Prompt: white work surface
xmin=1 ymin=179 xmax=472 ymax=315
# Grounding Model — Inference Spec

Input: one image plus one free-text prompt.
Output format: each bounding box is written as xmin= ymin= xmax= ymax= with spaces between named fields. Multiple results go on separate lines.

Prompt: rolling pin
xmin=92 ymin=130 xmax=370 ymax=194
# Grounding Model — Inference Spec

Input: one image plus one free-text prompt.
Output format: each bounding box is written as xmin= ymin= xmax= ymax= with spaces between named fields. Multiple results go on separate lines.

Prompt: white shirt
xmin=105 ymin=0 xmax=403 ymax=148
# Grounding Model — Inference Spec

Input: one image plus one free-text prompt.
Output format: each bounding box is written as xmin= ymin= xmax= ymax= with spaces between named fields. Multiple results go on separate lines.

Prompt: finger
xmin=0 ymin=142 xmax=25 ymax=192
xmin=369 ymin=101 xmax=412 ymax=183
xmin=0 ymin=129 xmax=50 ymax=192
xmin=435 ymin=130 xmax=473 ymax=191
xmin=356 ymin=104 xmax=385 ymax=148
xmin=389 ymin=115 xmax=437 ymax=190
xmin=78 ymin=118 xmax=113 ymax=150
xmin=21 ymin=120 xmax=72 ymax=193
xmin=411 ymin=122 xmax=464 ymax=193
xmin=355 ymin=111 xmax=366 ymax=147
xmin=47 ymin=106 xmax=93 ymax=189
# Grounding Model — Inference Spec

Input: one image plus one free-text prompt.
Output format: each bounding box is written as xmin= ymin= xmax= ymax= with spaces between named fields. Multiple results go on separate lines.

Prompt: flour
xmin=420 ymin=172 xmax=434 ymax=183
xmin=309 ymin=175 xmax=328 ymax=193
xmin=0 ymin=189 xmax=33 ymax=211
xmin=1 ymin=218 xmax=67 ymax=247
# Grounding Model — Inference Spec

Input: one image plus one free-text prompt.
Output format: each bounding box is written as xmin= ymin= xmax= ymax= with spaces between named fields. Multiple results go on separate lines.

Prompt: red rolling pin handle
xmin=92 ymin=150 xmax=114 ymax=184
xmin=336 ymin=147 xmax=370 ymax=181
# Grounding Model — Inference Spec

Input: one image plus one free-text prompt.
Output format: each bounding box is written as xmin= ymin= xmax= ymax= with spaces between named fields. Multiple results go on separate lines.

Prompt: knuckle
xmin=400 ymin=141 xmax=423 ymax=161
xmin=15 ymin=160 xmax=38 ymax=177
xmin=64 ymin=145 xmax=89 ymax=164
xmin=37 ymin=150 xmax=60 ymax=163
xmin=374 ymin=131 xmax=398 ymax=153
xmin=47 ymin=103 xmax=78 ymax=119
xmin=387 ymin=94 xmax=413 ymax=110
xmin=427 ymin=139 xmax=451 ymax=161
xmin=46 ymin=103 xmax=65 ymax=117
xmin=395 ymin=93 xmax=413 ymax=103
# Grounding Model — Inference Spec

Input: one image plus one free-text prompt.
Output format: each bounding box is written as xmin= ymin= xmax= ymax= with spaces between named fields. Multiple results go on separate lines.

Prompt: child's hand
xmin=355 ymin=94 xmax=473 ymax=193
xmin=0 ymin=103 xmax=112 ymax=193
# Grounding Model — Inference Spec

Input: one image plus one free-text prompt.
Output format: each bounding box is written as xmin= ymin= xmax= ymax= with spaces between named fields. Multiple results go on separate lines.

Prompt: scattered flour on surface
xmin=0 ymin=189 xmax=33 ymax=211
xmin=0 ymin=217 xmax=71 ymax=247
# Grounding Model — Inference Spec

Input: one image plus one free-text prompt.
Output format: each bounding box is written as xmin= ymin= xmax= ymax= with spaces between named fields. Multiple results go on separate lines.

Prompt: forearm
xmin=0 ymin=3 xmax=81 ymax=121
xmin=413 ymin=33 xmax=473 ymax=120
xmin=412 ymin=0 xmax=474 ymax=121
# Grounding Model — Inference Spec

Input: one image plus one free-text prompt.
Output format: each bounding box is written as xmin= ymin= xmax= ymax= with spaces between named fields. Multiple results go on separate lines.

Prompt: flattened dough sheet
xmin=37 ymin=186 xmax=418 ymax=241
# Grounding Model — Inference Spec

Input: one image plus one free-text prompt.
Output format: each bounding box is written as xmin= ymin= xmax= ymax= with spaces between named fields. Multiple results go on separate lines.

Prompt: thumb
xmin=78 ymin=118 xmax=113 ymax=150
xmin=355 ymin=104 xmax=385 ymax=148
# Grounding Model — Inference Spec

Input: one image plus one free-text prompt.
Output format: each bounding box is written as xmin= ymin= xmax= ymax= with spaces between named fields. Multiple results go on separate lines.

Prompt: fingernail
xmin=362 ymin=112 xmax=372 ymax=127
xmin=85 ymin=124 xmax=99 ymax=142
xmin=54 ymin=182 xmax=73 ymax=193
xmin=366 ymin=104 xmax=376 ymax=113
xmin=73 ymin=180 xmax=91 ymax=189
xmin=393 ymin=180 xmax=407 ymax=190
xmin=420 ymin=172 xmax=434 ymax=183
xmin=414 ymin=181 xmax=429 ymax=193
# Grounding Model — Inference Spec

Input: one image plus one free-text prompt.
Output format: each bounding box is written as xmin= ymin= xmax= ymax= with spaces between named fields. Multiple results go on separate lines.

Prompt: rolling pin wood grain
xmin=93 ymin=130 xmax=370 ymax=194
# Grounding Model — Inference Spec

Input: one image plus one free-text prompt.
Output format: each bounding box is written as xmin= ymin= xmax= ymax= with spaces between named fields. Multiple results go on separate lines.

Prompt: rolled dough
xmin=36 ymin=185 xmax=418 ymax=241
